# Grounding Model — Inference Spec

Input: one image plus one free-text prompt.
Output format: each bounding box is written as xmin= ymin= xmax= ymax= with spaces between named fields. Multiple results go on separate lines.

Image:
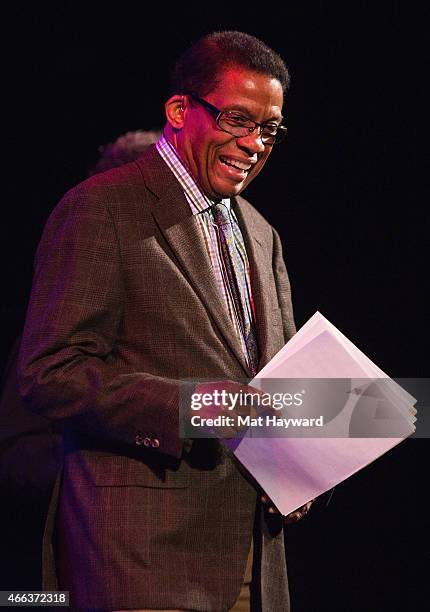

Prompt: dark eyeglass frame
xmin=187 ymin=92 xmax=288 ymax=145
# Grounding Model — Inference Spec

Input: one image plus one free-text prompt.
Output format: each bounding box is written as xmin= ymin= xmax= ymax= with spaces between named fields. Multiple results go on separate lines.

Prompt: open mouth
xmin=219 ymin=156 xmax=251 ymax=172
xmin=218 ymin=155 xmax=252 ymax=181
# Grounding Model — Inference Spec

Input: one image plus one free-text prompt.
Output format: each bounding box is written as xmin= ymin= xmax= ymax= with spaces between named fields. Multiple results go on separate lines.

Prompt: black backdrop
xmin=2 ymin=2 xmax=428 ymax=610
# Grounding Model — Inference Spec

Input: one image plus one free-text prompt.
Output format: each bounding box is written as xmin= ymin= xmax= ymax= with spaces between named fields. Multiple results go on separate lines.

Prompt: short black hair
xmin=169 ymin=31 xmax=290 ymax=97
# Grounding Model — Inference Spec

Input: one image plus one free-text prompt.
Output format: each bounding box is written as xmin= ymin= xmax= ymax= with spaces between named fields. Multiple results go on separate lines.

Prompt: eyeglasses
xmin=187 ymin=92 xmax=288 ymax=145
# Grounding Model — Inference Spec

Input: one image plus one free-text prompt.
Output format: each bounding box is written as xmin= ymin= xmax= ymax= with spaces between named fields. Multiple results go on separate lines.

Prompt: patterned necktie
xmin=212 ymin=202 xmax=259 ymax=376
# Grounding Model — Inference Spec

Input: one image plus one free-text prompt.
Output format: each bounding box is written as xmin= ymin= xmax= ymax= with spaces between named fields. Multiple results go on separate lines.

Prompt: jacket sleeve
xmin=17 ymin=182 xmax=187 ymax=459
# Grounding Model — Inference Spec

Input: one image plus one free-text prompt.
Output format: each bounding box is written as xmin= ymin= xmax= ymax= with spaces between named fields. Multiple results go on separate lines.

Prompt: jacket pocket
xmin=93 ymin=454 xmax=190 ymax=488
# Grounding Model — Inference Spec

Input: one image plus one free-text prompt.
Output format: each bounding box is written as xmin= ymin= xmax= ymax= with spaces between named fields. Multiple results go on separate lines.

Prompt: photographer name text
xmin=190 ymin=415 xmax=324 ymax=428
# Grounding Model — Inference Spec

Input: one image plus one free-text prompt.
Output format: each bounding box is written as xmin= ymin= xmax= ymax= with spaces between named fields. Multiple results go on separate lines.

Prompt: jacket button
xmin=135 ymin=434 xmax=145 ymax=446
xmin=151 ymin=438 xmax=160 ymax=448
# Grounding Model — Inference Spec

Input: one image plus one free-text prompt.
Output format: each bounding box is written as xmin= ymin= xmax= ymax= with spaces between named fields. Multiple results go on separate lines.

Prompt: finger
xmin=210 ymin=426 xmax=238 ymax=439
xmin=285 ymin=511 xmax=302 ymax=524
xmin=295 ymin=501 xmax=312 ymax=514
xmin=261 ymin=495 xmax=281 ymax=514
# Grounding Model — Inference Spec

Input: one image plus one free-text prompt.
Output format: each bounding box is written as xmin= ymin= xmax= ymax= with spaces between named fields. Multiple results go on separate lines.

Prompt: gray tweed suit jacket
xmin=17 ymin=144 xmax=296 ymax=611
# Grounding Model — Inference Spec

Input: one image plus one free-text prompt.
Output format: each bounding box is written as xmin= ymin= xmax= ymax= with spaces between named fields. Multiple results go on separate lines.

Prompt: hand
xmin=193 ymin=380 xmax=266 ymax=438
xmin=261 ymin=494 xmax=314 ymax=523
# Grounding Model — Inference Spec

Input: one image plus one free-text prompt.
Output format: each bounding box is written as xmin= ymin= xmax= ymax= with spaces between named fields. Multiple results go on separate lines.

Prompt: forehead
xmin=206 ymin=67 xmax=284 ymax=121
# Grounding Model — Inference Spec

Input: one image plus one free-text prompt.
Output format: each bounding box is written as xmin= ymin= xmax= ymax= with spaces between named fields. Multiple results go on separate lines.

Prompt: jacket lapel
xmin=135 ymin=146 xmax=250 ymax=376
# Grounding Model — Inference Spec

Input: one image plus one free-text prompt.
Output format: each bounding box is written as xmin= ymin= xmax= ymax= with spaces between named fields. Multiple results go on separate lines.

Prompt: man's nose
xmin=235 ymin=129 xmax=266 ymax=154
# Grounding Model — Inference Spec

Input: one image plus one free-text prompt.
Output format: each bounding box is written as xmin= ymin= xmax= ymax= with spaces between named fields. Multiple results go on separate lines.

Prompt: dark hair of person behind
xmin=169 ymin=31 xmax=290 ymax=98
xmin=88 ymin=129 xmax=162 ymax=175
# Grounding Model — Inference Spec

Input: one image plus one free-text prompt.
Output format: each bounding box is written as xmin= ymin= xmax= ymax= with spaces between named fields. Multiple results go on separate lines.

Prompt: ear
xmin=165 ymin=95 xmax=187 ymax=129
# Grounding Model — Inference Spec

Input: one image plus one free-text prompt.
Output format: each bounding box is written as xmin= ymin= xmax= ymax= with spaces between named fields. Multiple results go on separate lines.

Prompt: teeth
xmin=220 ymin=156 xmax=250 ymax=171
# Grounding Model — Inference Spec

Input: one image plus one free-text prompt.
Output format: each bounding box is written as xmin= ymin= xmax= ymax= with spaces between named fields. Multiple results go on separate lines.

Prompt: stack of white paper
xmin=227 ymin=312 xmax=416 ymax=516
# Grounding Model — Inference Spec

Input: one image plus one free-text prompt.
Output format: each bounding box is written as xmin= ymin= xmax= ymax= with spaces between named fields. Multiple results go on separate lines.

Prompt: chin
xmin=212 ymin=182 xmax=246 ymax=199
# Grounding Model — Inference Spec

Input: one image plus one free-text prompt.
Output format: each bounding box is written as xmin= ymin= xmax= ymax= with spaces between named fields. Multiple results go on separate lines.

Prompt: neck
xmin=162 ymin=126 xmax=229 ymax=204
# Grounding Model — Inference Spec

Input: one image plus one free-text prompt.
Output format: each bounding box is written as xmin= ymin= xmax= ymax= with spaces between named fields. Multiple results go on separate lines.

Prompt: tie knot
xmin=212 ymin=202 xmax=231 ymax=227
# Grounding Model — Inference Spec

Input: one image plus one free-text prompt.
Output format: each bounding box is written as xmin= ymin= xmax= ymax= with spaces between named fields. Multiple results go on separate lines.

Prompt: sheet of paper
xmin=227 ymin=312 xmax=416 ymax=516
xmin=258 ymin=312 xmax=415 ymax=410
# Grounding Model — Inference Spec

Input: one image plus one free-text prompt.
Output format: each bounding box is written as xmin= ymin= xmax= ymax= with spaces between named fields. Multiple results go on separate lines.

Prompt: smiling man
xmin=164 ymin=70 xmax=285 ymax=198
xmin=18 ymin=32 xmax=301 ymax=611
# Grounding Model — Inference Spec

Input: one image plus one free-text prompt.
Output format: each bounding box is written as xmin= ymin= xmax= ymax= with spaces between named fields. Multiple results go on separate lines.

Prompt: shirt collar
xmin=156 ymin=133 xmax=230 ymax=215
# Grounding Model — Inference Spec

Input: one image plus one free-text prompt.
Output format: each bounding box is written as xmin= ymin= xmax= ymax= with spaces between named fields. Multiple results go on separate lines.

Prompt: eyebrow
xmin=225 ymin=104 xmax=284 ymax=123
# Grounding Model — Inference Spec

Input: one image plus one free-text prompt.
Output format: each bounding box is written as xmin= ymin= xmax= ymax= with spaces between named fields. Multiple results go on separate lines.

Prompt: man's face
xmin=174 ymin=67 xmax=284 ymax=199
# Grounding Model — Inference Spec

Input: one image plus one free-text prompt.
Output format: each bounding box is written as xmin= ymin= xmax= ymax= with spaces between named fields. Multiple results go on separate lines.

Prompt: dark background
xmin=2 ymin=2 xmax=428 ymax=611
